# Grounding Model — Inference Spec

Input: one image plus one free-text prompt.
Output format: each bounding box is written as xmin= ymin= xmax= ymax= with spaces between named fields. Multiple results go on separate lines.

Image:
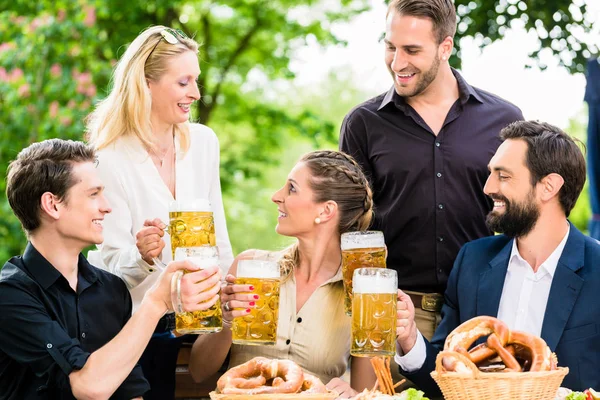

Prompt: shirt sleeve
xmin=395 ymin=330 xmax=427 ymax=372
xmin=339 ymin=110 xmax=374 ymax=181
xmin=206 ymin=130 xmax=235 ymax=275
xmin=0 ymin=282 xmax=90 ymax=391
xmin=94 ymin=151 xmax=157 ymax=289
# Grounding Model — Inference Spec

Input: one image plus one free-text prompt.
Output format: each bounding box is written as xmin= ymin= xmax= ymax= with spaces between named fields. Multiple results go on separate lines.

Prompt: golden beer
xmin=173 ymin=246 xmax=222 ymax=334
xmin=232 ymin=260 xmax=281 ymax=346
xmin=351 ymin=268 xmax=397 ymax=357
xmin=168 ymin=199 xmax=216 ymax=258
xmin=341 ymin=231 xmax=386 ymax=316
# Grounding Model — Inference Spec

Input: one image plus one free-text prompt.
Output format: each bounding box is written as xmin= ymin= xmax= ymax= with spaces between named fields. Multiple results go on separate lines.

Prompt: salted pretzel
xmin=442 ymin=316 xmax=557 ymax=373
xmin=217 ymin=357 xmax=310 ymax=394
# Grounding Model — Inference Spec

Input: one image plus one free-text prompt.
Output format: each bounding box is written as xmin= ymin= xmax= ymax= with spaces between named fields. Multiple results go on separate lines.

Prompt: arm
xmin=94 ymin=153 xmax=160 ymax=288
xmin=189 ymin=251 xmax=256 ymax=383
xmin=339 ymin=111 xmax=373 ymax=181
xmin=207 ymin=132 xmax=234 ymax=274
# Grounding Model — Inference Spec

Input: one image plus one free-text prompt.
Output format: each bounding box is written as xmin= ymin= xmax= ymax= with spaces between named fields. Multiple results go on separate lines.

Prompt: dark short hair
xmin=387 ymin=0 xmax=457 ymax=44
xmin=500 ymin=120 xmax=586 ymax=217
xmin=6 ymin=139 xmax=97 ymax=235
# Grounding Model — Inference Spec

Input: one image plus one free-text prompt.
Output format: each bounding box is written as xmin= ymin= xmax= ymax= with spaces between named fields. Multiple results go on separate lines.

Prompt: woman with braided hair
xmin=189 ymin=150 xmax=377 ymax=398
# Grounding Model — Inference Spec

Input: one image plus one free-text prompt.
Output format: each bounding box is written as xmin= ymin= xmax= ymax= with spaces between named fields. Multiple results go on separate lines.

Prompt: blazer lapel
xmin=541 ymin=224 xmax=585 ymax=351
xmin=477 ymin=239 xmax=512 ymax=317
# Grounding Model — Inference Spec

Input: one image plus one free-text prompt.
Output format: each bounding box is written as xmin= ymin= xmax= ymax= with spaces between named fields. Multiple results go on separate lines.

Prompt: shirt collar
xmin=22 ymin=242 xmax=99 ymax=291
xmin=377 ymin=68 xmax=483 ymax=112
xmin=508 ymin=224 xmax=571 ymax=278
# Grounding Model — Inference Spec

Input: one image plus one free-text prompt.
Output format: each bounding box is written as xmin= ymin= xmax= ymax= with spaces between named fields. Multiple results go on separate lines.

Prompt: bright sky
xmin=292 ymin=0 xmax=600 ymax=129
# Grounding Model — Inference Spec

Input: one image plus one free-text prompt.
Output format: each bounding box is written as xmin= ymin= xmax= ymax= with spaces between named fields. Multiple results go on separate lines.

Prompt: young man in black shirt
xmin=0 ymin=139 xmax=222 ymax=399
xmin=340 ymin=0 xmax=523 ymax=340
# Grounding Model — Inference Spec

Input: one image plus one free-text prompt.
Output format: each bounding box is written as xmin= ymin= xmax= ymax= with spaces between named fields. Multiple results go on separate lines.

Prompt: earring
xmin=315 ymin=217 xmax=321 ymax=225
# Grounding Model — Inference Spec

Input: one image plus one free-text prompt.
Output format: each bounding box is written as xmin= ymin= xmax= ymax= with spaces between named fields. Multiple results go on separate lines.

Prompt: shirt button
xmin=81 ymin=332 xmax=86 ymax=339
xmin=286 ymin=339 xmax=291 ymax=345
xmin=438 ymin=203 xmax=444 ymax=210
xmin=436 ymin=172 xmax=442 ymax=178
xmin=46 ymin=343 xmax=52 ymax=349
xmin=435 ymin=142 xmax=441 ymax=147
xmin=439 ymin=268 xmax=443 ymax=273
xmin=437 ymin=236 xmax=444 ymax=242
xmin=297 ymin=317 xmax=302 ymax=323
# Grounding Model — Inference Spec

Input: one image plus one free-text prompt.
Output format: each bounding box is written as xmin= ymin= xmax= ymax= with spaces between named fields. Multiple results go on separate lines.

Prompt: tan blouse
xmin=229 ymin=265 xmax=351 ymax=384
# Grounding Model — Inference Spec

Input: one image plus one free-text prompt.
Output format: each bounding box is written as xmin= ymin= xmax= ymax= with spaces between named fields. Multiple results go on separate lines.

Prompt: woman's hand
xmin=220 ymin=274 xmax=259 ymax=323
xmin=136 ymin=218 xmax=167 ymax=265
xmin=326 ymin=377 xmax=358 ymax=399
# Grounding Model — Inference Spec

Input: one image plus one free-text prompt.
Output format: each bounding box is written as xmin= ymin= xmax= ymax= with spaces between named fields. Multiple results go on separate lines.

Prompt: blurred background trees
xmin=0 ymin=0 xmax=596 ymax=261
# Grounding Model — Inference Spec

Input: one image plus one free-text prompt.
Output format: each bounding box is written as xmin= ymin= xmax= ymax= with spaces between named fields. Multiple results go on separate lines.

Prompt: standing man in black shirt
xmin=0 ymin=139 xmax=222 ymax=399
xmin=340 ymin=0 xmax=523 ymax=340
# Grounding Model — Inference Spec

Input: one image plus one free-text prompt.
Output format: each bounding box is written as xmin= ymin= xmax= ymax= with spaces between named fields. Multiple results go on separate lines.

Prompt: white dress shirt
xmin=396 ymin=225 xmax=570 ymax=371
xmin=87 ymin=123 xmax=234 ymax=310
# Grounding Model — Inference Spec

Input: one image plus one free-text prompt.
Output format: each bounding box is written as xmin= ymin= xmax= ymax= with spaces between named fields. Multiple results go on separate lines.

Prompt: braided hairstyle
xmin=278 ymin=150 xmax=374 ymax=276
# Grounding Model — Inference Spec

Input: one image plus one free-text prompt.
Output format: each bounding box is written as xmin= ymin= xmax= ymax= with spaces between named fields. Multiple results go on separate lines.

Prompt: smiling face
xmin=484 ymin=139 xmax=541 ymax=237
xmin=54 ymin=162 xmax=112 ymax=247
xmin=271 ymin=162 xmax=323 ymax=238
xmin=147 ymin=50 xmax=200 ymax=127
xmin=384 ymin=12 xmax=446 ymax=99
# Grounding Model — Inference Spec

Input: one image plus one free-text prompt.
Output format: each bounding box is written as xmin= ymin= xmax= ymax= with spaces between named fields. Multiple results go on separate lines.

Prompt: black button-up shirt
xmin=0 ymin=243 xmax=149 ymax=399
xmin=340 ymin=69 xmax=523 ymax=293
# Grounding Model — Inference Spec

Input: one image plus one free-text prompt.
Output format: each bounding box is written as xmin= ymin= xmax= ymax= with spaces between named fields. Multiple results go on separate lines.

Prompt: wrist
xmin=141 ymin=292 xmax=168 ymax=320
xmin=399 ymin=326 xmax=418 ymax=354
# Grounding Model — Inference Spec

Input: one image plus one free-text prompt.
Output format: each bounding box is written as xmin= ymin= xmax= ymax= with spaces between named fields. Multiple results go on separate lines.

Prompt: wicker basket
xmin=430 ymin=351 xmax=569 ymax=400
xmin=209 ymin=391 xmax=339 ymax=400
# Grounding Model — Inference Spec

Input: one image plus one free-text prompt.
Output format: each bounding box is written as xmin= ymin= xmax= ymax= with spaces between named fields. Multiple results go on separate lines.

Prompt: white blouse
xmin=88 ymin=123 xmax=234 ymax=310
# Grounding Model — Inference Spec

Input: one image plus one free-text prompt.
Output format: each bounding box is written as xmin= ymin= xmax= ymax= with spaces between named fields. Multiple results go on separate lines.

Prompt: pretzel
xmin=300 ymin=372 xmax=328 ymax=394
xmin=217 ymin=357 xmax=305 ymax=394
xmin=441 ymin=316 xmax=557 ymax=373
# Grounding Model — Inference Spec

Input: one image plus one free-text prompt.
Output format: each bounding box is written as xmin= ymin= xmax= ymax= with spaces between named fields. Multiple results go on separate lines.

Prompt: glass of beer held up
xmin=168 ymin=199 xmax=216 ymax=257
xmin=171 ymin=246 xmax=223 ymax=334
xmin=341 ymin=231 xmax=386 ymax=316
xmin=232 ymin=260 xmax=281 ymax=346
xmin=351 ymin=267 xmax=397 ymax=357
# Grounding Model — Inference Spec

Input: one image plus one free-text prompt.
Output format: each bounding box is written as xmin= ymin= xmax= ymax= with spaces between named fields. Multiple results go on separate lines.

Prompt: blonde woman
xmin=86 ymin=26 xmax=234 ymax=400
xmin=189 ymin=151 xmax=377 ymax=398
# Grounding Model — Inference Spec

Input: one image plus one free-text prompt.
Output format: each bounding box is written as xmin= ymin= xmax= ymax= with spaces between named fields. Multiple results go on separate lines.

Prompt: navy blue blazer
xmin=401 ymin=223 xmax=600 ymax=394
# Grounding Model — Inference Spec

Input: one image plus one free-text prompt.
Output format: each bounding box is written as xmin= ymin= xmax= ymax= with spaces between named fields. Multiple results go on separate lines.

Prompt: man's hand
xmin=396 ymin=289 xmax=418 ymax=354
xmin=135 ymin=218 xmax=166 ymax=265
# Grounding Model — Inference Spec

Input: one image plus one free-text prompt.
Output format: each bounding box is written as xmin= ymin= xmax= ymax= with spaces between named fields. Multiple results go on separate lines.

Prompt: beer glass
xmin=341 ymin=231 xmax=386 ymax=316
xmin=351 ymin=267 xmax=397 ymax=357
xmin=170 ymin=246 xmax=223 ymax=334
xmin=168 ymin=199 xmax=216 ymax=258
xmin=232 ymin=260 xmax=281 ymax=345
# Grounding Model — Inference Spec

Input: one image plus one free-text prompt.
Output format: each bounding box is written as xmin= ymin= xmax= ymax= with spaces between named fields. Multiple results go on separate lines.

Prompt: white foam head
xmin=237 ymin=260 xmax=280 ymax=279
xmin=353 ymin=268 xmax=397 ymax=294
xmin=174 ymin=247 xmax=219 ymax=269
xmin=341 ymin=231 xmax=385 ymax=250
xmin=169 ymin=198 xmax=212 ymax=212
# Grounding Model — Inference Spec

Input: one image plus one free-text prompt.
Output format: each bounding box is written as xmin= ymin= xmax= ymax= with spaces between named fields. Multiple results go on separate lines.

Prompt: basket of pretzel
xmin=430 ymin=316 xmax=569 ymax=400
xmin=209 ymin=357 xmax=338 ymax=400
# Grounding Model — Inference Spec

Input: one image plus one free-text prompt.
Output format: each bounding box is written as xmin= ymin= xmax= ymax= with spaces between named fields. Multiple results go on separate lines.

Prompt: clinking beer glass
xmin=232 ymin=260 xmax=281 ymax=345
xmin=170 ymin=246 xmax=223 ymax=334
xmin=168 ymin=199 xmax=216 ymax=255
xmin=341 ymin=231 xmax=386 ymax=316
xmin=351 ymin=267 xmax=397 ymax=357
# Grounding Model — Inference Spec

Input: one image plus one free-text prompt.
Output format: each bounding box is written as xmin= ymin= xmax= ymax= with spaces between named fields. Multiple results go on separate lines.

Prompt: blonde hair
xmin=86 ymin=25 xmax=199 ymax=153
xmin=278 ymin=150 xmax=374 ymax=277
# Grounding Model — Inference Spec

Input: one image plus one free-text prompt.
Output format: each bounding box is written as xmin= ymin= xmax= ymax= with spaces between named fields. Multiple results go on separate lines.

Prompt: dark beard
xmin=486 ymin=192 xmax=539 ymax=238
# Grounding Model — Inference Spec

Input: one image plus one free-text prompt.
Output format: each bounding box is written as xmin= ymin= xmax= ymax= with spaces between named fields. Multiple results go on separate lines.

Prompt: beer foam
xmin=237 ymin=260 xmax=280 ymax=279
xmin=353 ymin=274 xmax=397 ymax=294
xmin=169 ymin=199 xmax=212 ymax=212
xmin=184 ymin=255 xmax=219 ymax=269
xmin=341 ymin=231 xmax=385 ymax=250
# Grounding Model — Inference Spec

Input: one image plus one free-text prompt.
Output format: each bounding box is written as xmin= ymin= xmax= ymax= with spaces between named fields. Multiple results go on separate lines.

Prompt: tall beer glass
xmin=168 ymin=199 xmax=216 ymax=257
xmin=171 ymin=246 xmax=222 ymax=334
xmin=351 ymin=268 xmax=397 ymax=357
xmin=341 ymin=231 xmax=386 ymax=316
xmin=232 ymin=260 xmax=281 ymax=345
